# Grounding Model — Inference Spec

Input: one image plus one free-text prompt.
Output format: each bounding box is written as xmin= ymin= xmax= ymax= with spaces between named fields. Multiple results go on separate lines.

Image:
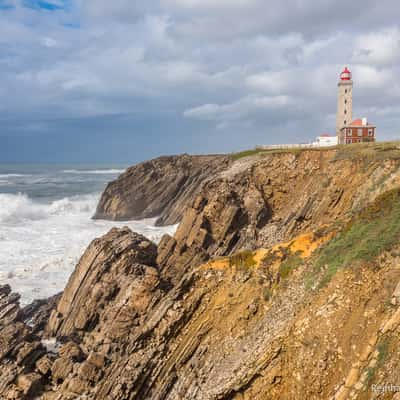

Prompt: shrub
xmin=262 ymin=287 xmax=272 ymax=301
xmin=311 ymin=189 xmax=400 ymax=288
xmin=279 ymin=253 xmax=303 ymax=279
xmin=229 ymin=250 xmax=257 ymax=269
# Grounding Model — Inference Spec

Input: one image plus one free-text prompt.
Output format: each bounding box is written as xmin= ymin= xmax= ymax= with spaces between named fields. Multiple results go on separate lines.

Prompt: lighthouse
xmin=336 ymin=67 xmax=353 ymax=143
xmin=336 ymin=67 xmax=376 ymax=144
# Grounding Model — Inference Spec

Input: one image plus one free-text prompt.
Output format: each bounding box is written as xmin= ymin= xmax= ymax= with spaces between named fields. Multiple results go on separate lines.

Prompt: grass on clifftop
xmin=230 ymin=149 xmax=271 ymax=161
xmin=230 ymin=141 xmax=400 ymax=162
xmin=309 ymin=188 xmax=400 ymax=289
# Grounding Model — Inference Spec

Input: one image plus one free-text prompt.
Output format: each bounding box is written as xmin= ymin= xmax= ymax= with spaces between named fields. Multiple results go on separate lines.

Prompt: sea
xmin=0 ymin=164 xmax=177 ymax=305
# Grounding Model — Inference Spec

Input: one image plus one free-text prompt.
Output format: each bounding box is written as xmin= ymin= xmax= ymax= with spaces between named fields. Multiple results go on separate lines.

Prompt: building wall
xmin=315 ymin=136 xmax=338 ymax=146
xmin=336 ymin=80 xmax=353 ymax=139
xmin=342 ymin=127 xmax=375 ymax=144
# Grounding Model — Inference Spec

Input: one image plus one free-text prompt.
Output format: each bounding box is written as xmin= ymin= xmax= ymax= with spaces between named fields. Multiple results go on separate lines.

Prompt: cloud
xmin=184 ymin=95 xmax=294 ymax=125
xmin=1 ymin=0 xmax=400 ymax=162
xmin=352 ymin=28 xmax=400 ymax=67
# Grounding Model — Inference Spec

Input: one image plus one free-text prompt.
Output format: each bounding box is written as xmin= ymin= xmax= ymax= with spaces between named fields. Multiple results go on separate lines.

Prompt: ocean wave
xmin=0 ymin=174 xmax=28 ymax=178
xmin=0 ymin=193 xmax=100 ymax=224
xmin=62 ymin=169 xmax=126 ymax=175
xmin=0 ymin=191 xmax=177 ymax=305
xmin=0 ymin=193 xmax=47 ymax=223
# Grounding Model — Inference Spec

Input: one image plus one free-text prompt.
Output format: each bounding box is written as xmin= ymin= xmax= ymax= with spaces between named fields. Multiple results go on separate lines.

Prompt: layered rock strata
xmin=94 ymin=154 xmax=231 ymax=226
xmin=2 ymin=145 xmax=400 ymax=399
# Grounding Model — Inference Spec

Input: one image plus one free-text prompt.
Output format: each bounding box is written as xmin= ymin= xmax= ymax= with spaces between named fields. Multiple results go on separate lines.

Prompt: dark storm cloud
xmin=0 ymin=0 xmax=400 ymax=162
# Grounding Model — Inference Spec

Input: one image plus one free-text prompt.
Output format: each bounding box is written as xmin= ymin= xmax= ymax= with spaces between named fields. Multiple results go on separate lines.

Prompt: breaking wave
xmin=0 ymin=174 xmax=27 ymax=178
xmin=0 ymin=192 xmax=177 ymax=305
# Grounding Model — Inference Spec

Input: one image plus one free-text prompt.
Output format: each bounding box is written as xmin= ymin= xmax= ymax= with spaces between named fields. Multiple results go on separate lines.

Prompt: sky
xmin=1 ymin=0 xmax=400 ymax=163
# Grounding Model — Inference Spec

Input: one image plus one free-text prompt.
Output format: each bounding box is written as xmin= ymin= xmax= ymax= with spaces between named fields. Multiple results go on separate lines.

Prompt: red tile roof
xmin=348 ymin=118 xmax=375 ymax=127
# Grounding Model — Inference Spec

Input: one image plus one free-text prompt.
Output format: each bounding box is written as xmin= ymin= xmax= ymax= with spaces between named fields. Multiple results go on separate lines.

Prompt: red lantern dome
xmin=340 ymin=66 xmax=352 ymax=81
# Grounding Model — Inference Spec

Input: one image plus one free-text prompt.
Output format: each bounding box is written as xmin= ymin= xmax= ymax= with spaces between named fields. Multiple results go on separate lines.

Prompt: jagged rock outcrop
xmin=157 ymin=148 xmax=400 ymax=282
xmin=48 ymin=227 xmax=159 ymax=341
xmin=94 ymin=154 xmax=231 ymax=226
xmin=4 ymin=145 xmax=400 ymax=399
xmin=0 ymin=285 xmax=59 ymax=399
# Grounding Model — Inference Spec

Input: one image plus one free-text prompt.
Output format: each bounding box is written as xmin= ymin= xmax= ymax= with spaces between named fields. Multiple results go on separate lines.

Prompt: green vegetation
xmin=364 ymin=338 xmax=390 ymax=389
xmin=230 ymin=146 xmax=319 ymax=161
xmin=229 ymin=250 xmax=257 ymax=269
xmin=262 ymin=287 xmax=272 ymax=302
xmin=365 ymin=367 xmax=376 ymax=388
xmin=377 ymin=339 xmax=389 ymax=364
xmin=231 ymin=141 xmax=400 ymax=162
xmin=333 ymin=141 xmax=400 ymax=164
xmin=279 ymin=253 xmax=303 ymax=279
xmin=261 ymin=250 xmax=280 ymax=266
xmin=310 ymin=188 xmax=400 ymax=289
xmin=230 ymin=148 xmax=271 ymax=161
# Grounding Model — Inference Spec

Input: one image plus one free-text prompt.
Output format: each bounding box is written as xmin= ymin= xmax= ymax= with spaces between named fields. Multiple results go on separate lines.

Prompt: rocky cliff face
xmin=158 ymin=146 xmax=400 ymax=282
xmin=94 ymin=154 xmax=231 ymax=226
xmin=3 ymin=144 xmax=400 ymax=399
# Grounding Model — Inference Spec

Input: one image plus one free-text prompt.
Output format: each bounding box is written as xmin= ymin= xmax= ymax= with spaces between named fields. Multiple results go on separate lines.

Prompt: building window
xmin=368 ymin=129 xmax=373 ymax=136
xmin=357 ymin=128 xmax=363 ymax=136
xmin=346 ymin=139 xmax=352 ymax=144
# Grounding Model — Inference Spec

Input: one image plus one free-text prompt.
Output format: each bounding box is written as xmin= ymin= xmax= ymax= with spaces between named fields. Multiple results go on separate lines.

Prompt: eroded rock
xmin=94 ymin=154 xmax=231 ymax=225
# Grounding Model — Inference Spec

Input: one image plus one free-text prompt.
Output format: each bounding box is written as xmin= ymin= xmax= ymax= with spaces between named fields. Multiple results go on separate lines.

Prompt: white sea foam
xmin=0 ymin=193 xmax=177 ymax=305
xmin=62 ymin=169 xmax=126 ymax=174
xmin=0 ymin=174 xmax=27 ymax=178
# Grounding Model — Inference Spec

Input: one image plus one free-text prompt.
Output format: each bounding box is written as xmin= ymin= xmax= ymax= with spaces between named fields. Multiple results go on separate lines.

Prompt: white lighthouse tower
xmin=336 ymin=67 xmax=353 ymax=144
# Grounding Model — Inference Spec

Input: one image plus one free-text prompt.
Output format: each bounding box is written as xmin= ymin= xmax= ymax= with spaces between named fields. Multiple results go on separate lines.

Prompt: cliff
xmin=3 ymin=143 xmax=400 ymax=399
xmin=94 ymin=154 xmax=231 ymax=226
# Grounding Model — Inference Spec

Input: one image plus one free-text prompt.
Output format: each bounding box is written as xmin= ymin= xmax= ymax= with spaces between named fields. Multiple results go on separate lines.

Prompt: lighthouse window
xmin=344 ymin=120 xmax=347 ymax=125
xmin=344 ymin=109 xmax=347 ymax=114
xmin=344 ymin=99 xmax=347 ymax=104
xmin=345 ymin=89 xmax=347 ymax=94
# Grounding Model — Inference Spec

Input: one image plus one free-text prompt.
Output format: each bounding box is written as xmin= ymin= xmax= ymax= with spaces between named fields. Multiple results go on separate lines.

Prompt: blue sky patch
xmin=0 ymin=0 xmax=15 ymax=10
xmin=23 ymin=0 xmax=69 ymax=11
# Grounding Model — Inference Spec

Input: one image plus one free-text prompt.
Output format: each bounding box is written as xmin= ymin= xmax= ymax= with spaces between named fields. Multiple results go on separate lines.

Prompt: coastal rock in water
xmin=4 ymin=146 xmax=400 ymax=398
xmin=48 ymin=227 xmax=159 ymax=342
xmin=0 ymin=285 xmax=55 ymax=399
xmin=93 ymin=154 xmax=231 ymax=226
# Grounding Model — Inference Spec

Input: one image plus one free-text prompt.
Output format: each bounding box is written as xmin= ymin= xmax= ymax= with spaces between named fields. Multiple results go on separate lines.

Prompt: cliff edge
xmin=3 ymin=143 xmax=400 ymax=399
xmin=93 ymin=154 xmax=231 ymax=226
